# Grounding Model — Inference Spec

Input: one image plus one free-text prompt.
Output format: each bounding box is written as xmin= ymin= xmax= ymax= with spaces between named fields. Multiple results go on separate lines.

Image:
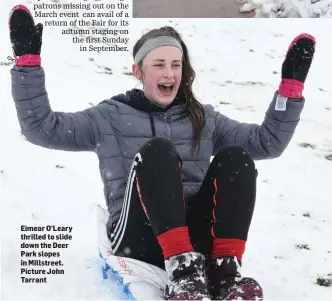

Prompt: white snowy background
xmin=1 ymin=0 xmax=332 ymax=300
xmin=239 ymin=0 xmax=332 ymax=17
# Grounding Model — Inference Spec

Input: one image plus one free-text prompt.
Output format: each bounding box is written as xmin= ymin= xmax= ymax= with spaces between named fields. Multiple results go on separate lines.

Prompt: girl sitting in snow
xmin=9 ymin=5 xmax=315 ymax=300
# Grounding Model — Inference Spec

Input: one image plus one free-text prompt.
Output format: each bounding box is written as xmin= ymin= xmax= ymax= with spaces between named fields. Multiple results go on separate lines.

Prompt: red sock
xmin=157 ymin=226 xmax=194 ymax=259
xmin=212 ymin=238 xmax=246 ymax=262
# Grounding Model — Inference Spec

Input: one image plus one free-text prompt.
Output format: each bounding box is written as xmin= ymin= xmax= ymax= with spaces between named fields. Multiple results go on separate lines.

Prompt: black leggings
xmin=109 ymin=137 xmax=257 ymax=269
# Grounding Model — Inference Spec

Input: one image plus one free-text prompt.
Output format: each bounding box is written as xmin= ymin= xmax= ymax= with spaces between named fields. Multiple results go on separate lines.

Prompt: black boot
xmin=164 ymin=252 xmax=210 ymax=300
xmin=208 ymin=256 xmax=263 ymax=300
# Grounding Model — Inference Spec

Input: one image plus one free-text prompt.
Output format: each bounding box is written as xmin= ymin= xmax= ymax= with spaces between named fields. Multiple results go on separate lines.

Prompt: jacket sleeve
xmin=11 ymin=66 xmax=101 ymax=152
xmin=212 ymin=92 xmax=305 ymax=160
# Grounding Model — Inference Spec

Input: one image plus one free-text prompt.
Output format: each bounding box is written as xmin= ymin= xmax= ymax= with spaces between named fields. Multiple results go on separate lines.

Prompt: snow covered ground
xmin=1 ymin=0 xmax=332 ymax=300
xmin=239 ymin=0 xmax=332 ymax=17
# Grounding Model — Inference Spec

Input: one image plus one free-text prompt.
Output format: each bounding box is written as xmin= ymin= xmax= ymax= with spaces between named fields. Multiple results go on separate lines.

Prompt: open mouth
xmin=158 ymin=83 xmax=175 ymax=94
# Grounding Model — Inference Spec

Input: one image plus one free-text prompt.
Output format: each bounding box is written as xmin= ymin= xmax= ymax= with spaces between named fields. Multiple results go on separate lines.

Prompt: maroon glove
xmin=278 ymin=33 xmax=316 ymax=99
xmin=9 ymin=5 xmax=43 ymax=66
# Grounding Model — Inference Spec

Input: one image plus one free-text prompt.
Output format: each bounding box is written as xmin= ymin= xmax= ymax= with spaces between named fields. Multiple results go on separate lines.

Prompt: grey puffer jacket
xmin=11 ymin=66 xmax=305 ymax=226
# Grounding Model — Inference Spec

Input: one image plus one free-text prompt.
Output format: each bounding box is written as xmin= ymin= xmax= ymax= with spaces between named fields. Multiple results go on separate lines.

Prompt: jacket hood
xmin=110 ymin=89 xmax=186 ymax=137
xmin=111 ymin=88 xmax=184 ymax=113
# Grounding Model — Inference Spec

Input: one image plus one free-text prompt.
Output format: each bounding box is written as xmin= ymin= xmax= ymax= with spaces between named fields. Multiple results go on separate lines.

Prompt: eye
xmin=154 ymin=64 xmax=163 ymax=67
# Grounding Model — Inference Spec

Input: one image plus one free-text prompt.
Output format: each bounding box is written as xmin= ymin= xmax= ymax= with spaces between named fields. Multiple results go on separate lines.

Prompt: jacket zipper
xmin=164 ymin=113 xmax=171 ymax=138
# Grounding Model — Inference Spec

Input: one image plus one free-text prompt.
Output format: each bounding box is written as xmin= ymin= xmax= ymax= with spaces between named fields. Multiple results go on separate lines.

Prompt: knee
xmin=139 ymin=137 xmax=180 ymax=162
xmin=214 ymin=145 xmax=256 ymax=171
xmin=215 ymin=145 xmax=254 ymax=162
xmin=144 ymin=137 xmax=175 ymax=150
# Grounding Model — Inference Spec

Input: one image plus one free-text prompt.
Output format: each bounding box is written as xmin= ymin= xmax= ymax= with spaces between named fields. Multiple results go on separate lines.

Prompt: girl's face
xmin=132 ymin=46 xmax=183 ymax=107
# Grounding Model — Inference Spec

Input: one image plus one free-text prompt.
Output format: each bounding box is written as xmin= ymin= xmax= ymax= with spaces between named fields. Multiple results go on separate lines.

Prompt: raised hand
xmin=278 ymin=33 xmax=316 ymax=99
xmin=9 ymin=5 xmax=43 ymax=66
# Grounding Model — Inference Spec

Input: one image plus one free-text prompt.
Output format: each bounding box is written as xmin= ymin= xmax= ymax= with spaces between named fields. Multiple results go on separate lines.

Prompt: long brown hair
xmin=133 ymin=26 xmax=206 ymax=154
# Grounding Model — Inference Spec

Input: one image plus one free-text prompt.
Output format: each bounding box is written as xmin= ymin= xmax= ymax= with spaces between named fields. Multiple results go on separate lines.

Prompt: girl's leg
xmin=188 ymin=145 xmax=263 ymax=300
xmin=111 ymin=137 xmax=209 ymax=300
xmin=109 ymin=164 xmax=165 ymax=268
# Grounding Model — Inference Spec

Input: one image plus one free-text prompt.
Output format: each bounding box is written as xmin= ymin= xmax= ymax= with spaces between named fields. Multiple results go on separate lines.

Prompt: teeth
xmin=159 ymin=83 xmax=174 ymax=87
